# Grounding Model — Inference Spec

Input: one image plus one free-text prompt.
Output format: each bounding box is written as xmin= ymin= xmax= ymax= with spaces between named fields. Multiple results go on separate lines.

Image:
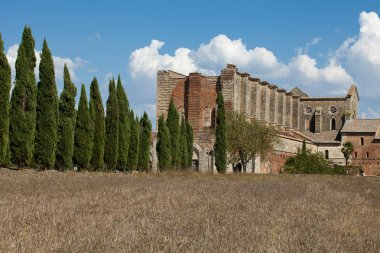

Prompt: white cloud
xmin=129 ymin=34 xmax=351 ymax=97
xmin=6 ymin=44 xmax=83 ymax=82
xmin=129 ymin=11 xmax=380 ymax=123
xmin=335 ymin=11 xmax=380 ymax=98
xmin=129 ymin=40 xmax=196 ymax=79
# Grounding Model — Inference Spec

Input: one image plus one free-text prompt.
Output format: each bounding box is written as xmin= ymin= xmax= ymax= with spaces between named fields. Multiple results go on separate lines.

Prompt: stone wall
xmin=156 ymin=64 xmax=363 ymax=174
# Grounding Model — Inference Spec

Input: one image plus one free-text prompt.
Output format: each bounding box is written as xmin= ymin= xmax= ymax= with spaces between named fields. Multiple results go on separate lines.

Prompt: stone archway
xmin=192 ymin=143 xmax=202 ymax=171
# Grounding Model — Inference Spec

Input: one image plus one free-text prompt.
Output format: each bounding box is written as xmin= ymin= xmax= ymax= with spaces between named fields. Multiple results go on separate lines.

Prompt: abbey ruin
xmin=155 ymin=64 xmax=380 ymax=176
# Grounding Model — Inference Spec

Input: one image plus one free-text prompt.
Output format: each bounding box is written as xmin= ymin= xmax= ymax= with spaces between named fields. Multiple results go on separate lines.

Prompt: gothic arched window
xmin=178 ymin=106 xmax=185 ymax=121
xmin=203 ymin=107 xmax=211 ymax=127
xmin=305 ymin=118 xmax=311 ymax=131
xmin=331 ymin=118 xmax=336 ymax=131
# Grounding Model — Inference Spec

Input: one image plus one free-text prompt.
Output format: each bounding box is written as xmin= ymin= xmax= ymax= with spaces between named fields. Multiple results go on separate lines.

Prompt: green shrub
xmin=284 ymin=150 xmax=344 ymax=175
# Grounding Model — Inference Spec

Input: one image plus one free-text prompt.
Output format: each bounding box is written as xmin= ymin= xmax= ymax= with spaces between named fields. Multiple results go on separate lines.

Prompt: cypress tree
xmin=127 ymin=111 xmax=140 ymax=171
xmin=74 ymin=85 xmax=93 ymax=170
xmin=138 ymin=112 xmax=152 ymax=171
xmin=56 ymin=64 xmax=77 ymax=169
xmin=35 ymin=39 xmax=59 ymax=169
xmin=0 ymin=33 xmax=11 ymax=165
xmin=186 ymin=120 xmax=194 ymax=168
xmin=166 ymin=98 xmax=180 ymax=168
xmin=156 ymin=115 xmax=171 ymax=171
xmin=179 ymin=117 xmax=188 ymax=169
xmin=105 ymin=78 xmax=119 ymax=171
xmin=214 ymin=92 xmax=227 ymax=173
xmin=9 ymin=26 xmax=37 ymax=167
xmin=116 ymin=75 xmax=130 ymax=171
xmin=89 ymin=77 xmax=105 ymax=170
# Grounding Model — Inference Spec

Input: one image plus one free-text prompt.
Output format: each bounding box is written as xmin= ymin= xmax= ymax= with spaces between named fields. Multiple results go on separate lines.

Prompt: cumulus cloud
xmin=129 ymin=11 xmax=380 ymax=123
xmin=129 ymin=34 xmax=351 ymax=99
xmin=6 ymin=44 xmax=84 ymax=82
xmin=129 ymin=40 xmax=197 ymax=79
xmin=335 ymin=11 xmax=380 ymax=98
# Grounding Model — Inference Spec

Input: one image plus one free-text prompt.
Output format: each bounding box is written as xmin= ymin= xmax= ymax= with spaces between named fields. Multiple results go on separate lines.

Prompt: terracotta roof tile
xmin=341 ymin=119 xmax=380 ymax=133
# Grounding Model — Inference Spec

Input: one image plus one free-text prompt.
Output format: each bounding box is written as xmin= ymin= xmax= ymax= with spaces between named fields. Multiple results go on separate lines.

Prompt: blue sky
xmin=1 ymin=0 xmax=380 ymax=128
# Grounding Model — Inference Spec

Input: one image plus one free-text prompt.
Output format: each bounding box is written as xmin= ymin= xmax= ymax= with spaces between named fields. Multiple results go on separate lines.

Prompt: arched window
xmin=331 ymin=118 xmax=336 ymax=131
xmin=178 ymin=106 xmax=185 ymax=120
xmin=305 ymin=118 xmax=311 ymax=131
xmin=360 ymin=137 xmax=364 ymax=146
xmin=366 ymin=152 xmax=369 ymax=158
xmin=325 ymin=150 xmax=329 ymax=159
xmin=203 ymin=107 xmax=211 ymax=127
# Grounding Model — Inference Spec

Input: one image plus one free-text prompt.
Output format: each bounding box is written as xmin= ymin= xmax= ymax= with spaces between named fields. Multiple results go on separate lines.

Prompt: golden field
xmin=0 ymin=168 xmax=379 ymax=252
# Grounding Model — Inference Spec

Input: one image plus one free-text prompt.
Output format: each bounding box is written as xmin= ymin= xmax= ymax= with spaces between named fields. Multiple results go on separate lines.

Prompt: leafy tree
xmin=74 ymin=85 xmax=93 ymax=170
xmin=166 ymin=98 xmax=180 ymax=168
xmin=116 ymin=75 xmax=130 ymax=171
xmin=9 ymin=26 xmax=37 ymax=167
xmin=214 ymin=92 xmax=227 ymax=173
xmin=127 ymin=111 xmax=139 ymax=171
xmin=186 ymin=120 xmax=193 ymax=168
xmin=138 ymin=112 xmax=152 ymax=171
xmin=226 ymin=112 xmax=277 ymax=172
xmin=179 ymin=117 xmax=188 ymax=169
xmin=56 ymin=64 xmax=77 ymax=170
xmin=0 ymin=33 xmax=11 ymax=165
xmin=341 ymin=141 xmax=354 ymax=172
xmin=34 ymin=39 xmax=58 ymax=169
xmin=105 ymin=79 xmax=119 ymax=171
xmin=89 ymin=77 xmax=105 ymax=170
xmin=284 ymin=149 xmax=343 ymax=174
xmin=156 ymin=115 xmax=171 ymax=171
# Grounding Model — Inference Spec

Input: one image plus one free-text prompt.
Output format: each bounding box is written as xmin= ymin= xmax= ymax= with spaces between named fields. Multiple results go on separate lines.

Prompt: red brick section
xmin=343 ymin=133 xmax=380 ymax=175
xmin=170 ymin=73 xmax=217 ymax=144
xmin=171 ymin=79 xmax=185 ymax=111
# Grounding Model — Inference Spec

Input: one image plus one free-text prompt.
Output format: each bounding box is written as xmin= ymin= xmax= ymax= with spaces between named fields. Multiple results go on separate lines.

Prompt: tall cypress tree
xmin=89 ymin=77 xmax=105 ymax=170
xmin=35 ymin=39 xmax=59 ymax=169
xmin=214 ymin=92 xmax=227 ymax=173
xmin=138 ymin=111 xmax=152 ymax=171
xmin=116 ymin=75 xmax=130 ymax=171
xmin=9 ymin=26 xmax=37 ymax=167
xmin=179 ymin=117 xmax=188 ymax=169
xmin=156 ymin=115 xmax=171 ymax=171
xmin=105 ymin=78 xmax=119 ymax=171
xmin=186 ymin=120 xmax=193 ymax=168
xmin=56 ymin=64 xmax=77 ymax=170
xmin=127 ymin=112 xmax=140 ymax=171
xmin=166 ymin=98 xmax=180 ymax=168
xmin=74 ymin=85 xmax=93 ymax=170
xmin=0 ymin=33 xmax=11 ymax=165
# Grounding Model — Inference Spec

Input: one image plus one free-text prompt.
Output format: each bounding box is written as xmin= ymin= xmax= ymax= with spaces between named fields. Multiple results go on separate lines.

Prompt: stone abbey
xmin=154 ymin=64 xmax=380 ymax=176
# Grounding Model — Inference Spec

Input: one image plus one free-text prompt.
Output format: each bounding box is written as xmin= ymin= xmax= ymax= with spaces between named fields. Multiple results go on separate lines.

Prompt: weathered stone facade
xmin=153 ymin=64 xmax=379 ymax=176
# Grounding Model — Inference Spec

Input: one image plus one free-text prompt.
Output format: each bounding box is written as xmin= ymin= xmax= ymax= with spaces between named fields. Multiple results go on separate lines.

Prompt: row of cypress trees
xmin=0 ymin=27 xmax=152 ymax=171
xmin=156 ymin=98 xmax=193 ymax=170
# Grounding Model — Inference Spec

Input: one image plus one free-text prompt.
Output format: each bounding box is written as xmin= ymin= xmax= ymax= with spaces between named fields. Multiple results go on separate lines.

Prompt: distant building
xmin=152 ymin=64 xmax=379 ymax=176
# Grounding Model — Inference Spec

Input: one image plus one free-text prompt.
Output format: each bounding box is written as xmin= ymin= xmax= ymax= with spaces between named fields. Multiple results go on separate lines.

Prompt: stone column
xmin=269 ymin=85 xmax=278 ymax=124
xmin=285 ymin=92 xmax=293 ymax=128
xmin=220 ymin=64 xmax=237 ymax=111
xmin=292 ymin=95 xmax=300 ymax=130
xmin=260 ymin=82 xmax=268 ymax=122
xmin=277 ymin=89 xmax=285 ymax=126
xmin=250 ymin=78 xmax=261 ymax=119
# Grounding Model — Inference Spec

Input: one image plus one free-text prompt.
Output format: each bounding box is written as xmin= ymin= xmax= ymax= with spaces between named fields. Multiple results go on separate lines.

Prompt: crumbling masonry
xmin=152 ymin=64 xmax=380 ymax=175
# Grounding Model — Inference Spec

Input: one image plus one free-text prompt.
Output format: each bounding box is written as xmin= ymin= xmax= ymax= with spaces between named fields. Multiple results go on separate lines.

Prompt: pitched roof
xmin=290 ymin=87 xmax=308 ymax=97
xmin=341 ymin=119 xmax=380 ymax=133
xmin=298 ymin=131 xmax=341 ymax=144
xmin=347 ymin=84 xmax=360 ymax=101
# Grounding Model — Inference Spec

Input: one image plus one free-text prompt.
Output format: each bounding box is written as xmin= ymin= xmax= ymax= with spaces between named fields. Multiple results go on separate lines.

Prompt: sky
xmin=1 ymin=0 xmax=380 ymax=129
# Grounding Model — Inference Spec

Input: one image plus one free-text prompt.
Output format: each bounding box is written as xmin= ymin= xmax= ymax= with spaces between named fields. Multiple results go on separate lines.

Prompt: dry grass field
xmin=0 ymin=168 xmax=379 ymax=252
